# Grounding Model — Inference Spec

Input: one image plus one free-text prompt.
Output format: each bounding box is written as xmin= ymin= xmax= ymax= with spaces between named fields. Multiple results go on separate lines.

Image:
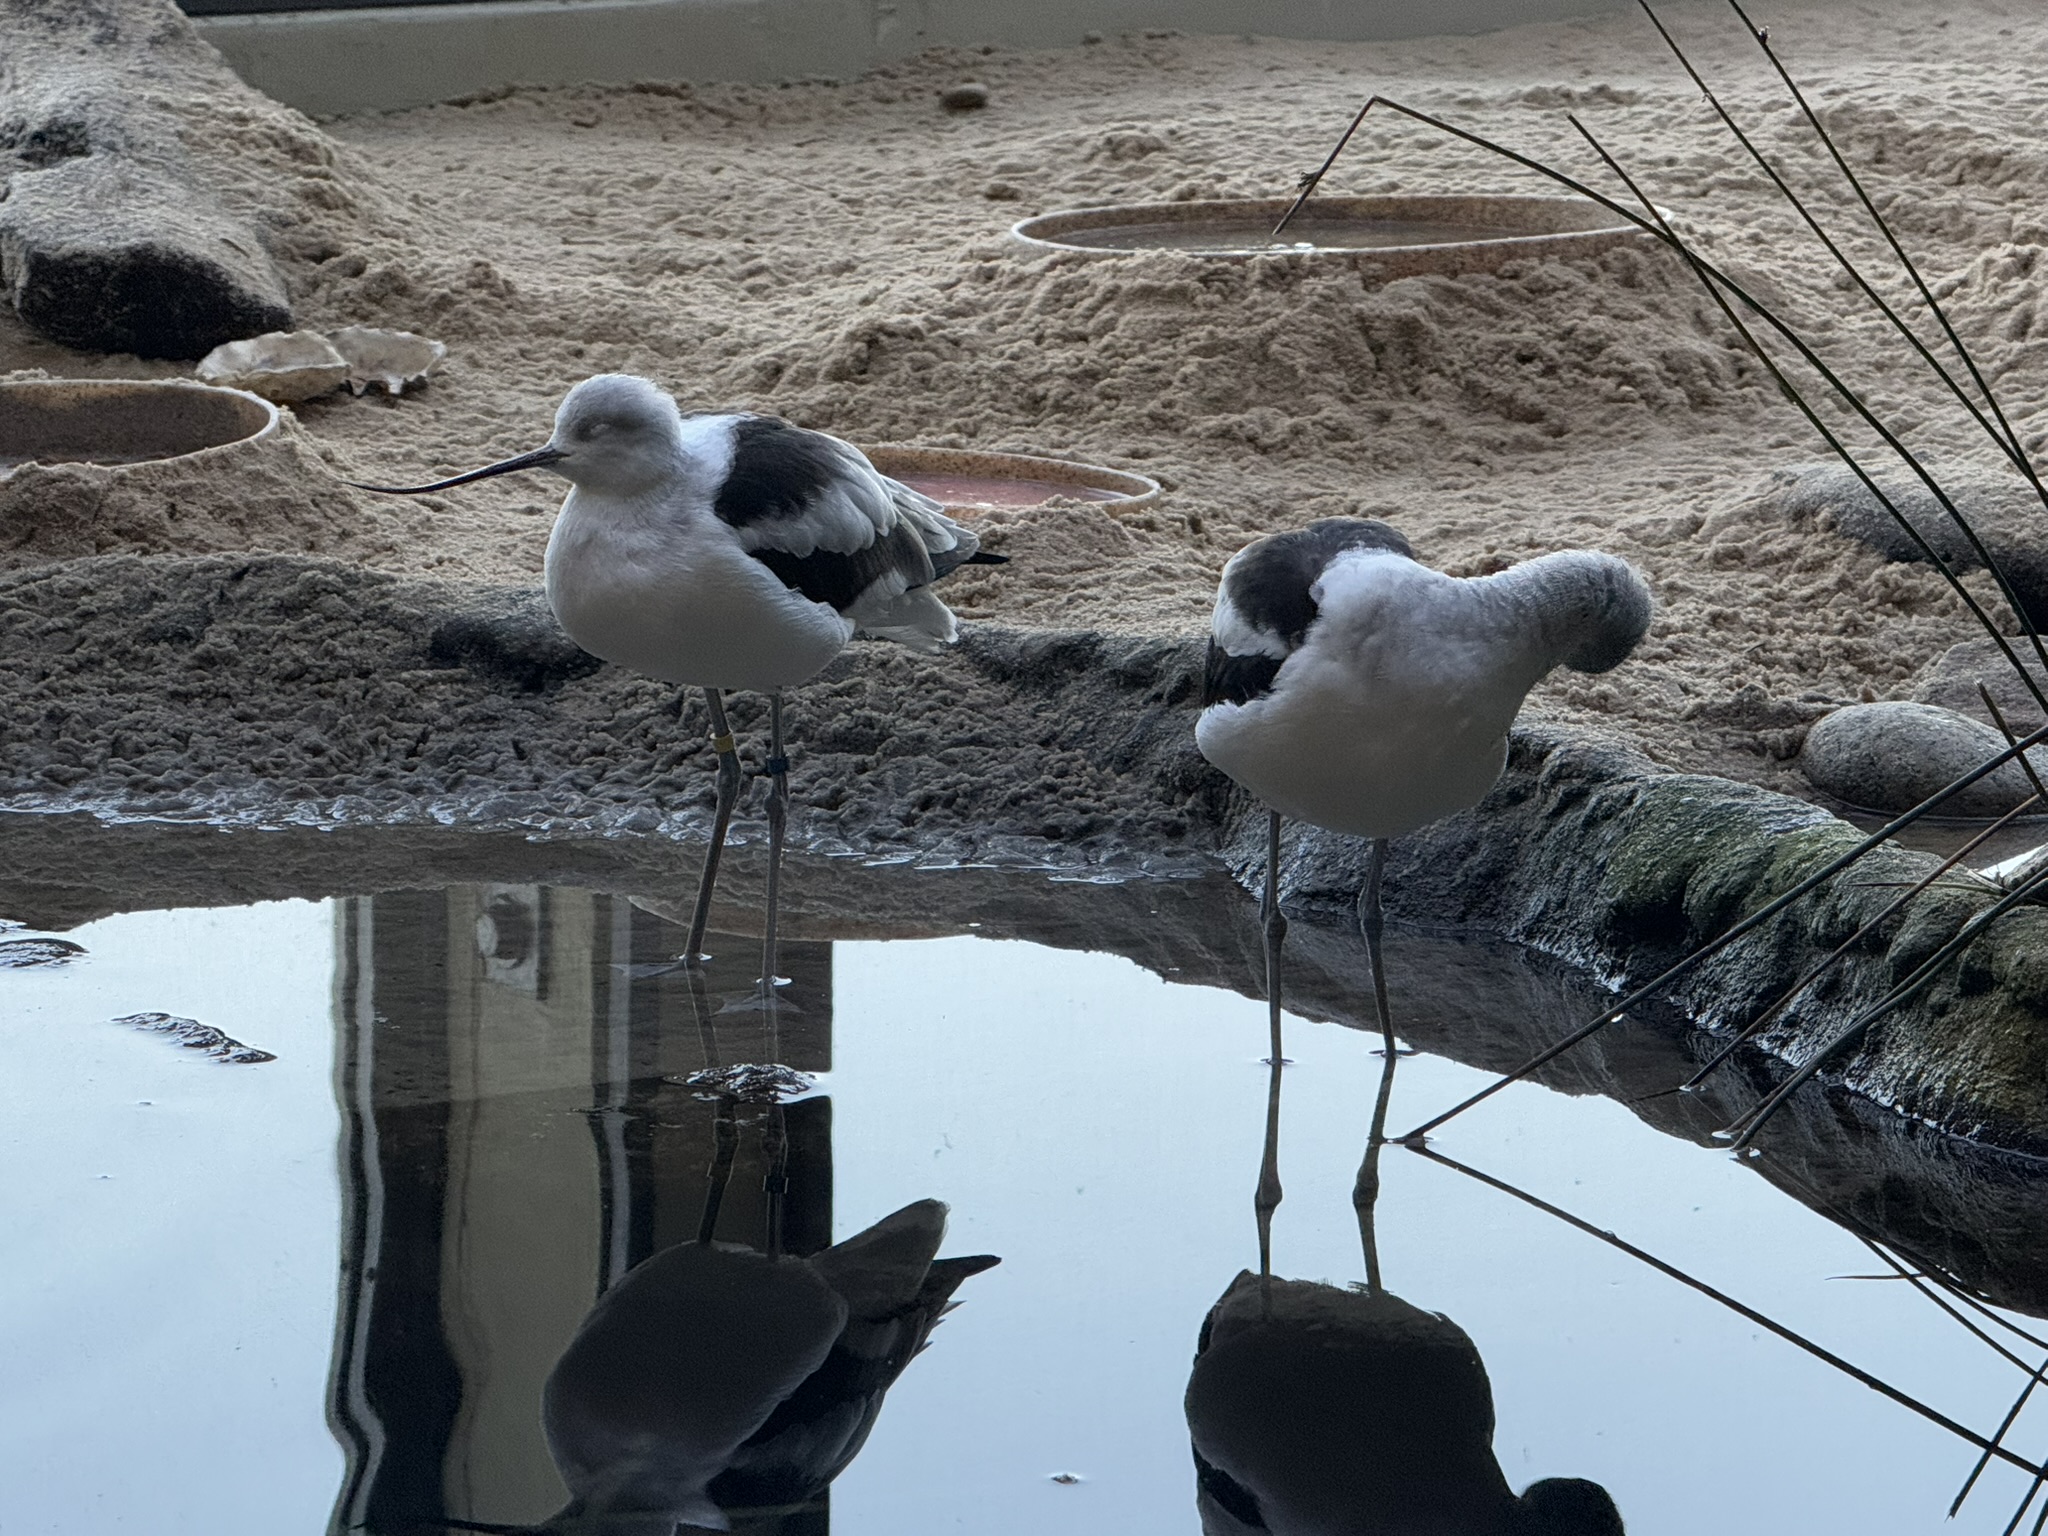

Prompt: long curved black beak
xmin=349 ymin=444 xmax=567 ymax=495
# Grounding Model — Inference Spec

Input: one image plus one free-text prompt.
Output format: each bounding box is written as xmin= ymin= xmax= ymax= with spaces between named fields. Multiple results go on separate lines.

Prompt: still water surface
xmin=1054 ymin=217 xmax=1536 ymax=254
xmin=3 ymin=884 xmax=2046 ymax=1534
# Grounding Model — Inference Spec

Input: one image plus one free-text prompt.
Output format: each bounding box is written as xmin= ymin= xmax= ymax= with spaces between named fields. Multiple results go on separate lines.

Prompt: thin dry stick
xmin=1923 ymin=1324 xmax=2048 ymax=1515
xmin=1762 ymin=1154 xmax=2048 ymax=1356
xmin=1723 ymin=854 xmax=2048 ymax=1147
xmin=1398 ymin=713 xmax=2048 ymax=1142
xmin=1679 ymin=791 xmax=2039 ymax=1091
xmin=1567 ymin=109 xmax=2047 ymax=706
xmin=1981 ymin=683 xmax=2048 ymax=803
xmin=1643 ymin=2 xmax=2028 ymax=477
xmin=1637 ymin=0 xmax=2048 ymax=676
xmin=2009 ymin=1475 xmax=2048 ymax=1536
xmin=1727 ymin=0 xmax=2048 ymax=503
xmin=1271 ymin=98 xmax=1378 ymax=239
xmin=1473 ymin=111 xmax=2048 ymax=1146
xmin=1859 ymin=1238 xmax=2043 ymax=1375
xmin=1335 ymin=95 xmax=2048 ymax=712
xmin=1406 ymin=1142 xmax=2048 ymax=1478
xmin=1852 ymin=1246 xmax=2048 ymax=1522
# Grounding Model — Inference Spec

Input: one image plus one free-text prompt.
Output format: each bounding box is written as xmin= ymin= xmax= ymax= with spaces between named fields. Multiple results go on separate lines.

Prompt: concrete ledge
xmin=194 ymin=0 xmax=1630 ymax=116
xmin=196 ymin=0 xmax=874 ymax=116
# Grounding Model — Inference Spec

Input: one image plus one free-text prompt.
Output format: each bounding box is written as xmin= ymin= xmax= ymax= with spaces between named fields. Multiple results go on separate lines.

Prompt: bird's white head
xmin=347 ymin=372 xmax=686 ymax=501
xmin=544 ymin=374 xmax=688 ymax=497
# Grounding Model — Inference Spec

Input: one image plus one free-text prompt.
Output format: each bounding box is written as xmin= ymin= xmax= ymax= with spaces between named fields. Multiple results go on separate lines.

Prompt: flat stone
xmin=0 ymin=0 xmax=380 ymax=358
xmin=426 ymin=588 xmax=604 ymax=694
xmin=1799 ymin=700 xmax=2042 ymax=816
xmin=1756 ymin=464 xmax=2048 ymax=632
xmin=1912 ymin=638 xmax=2048 ymax=732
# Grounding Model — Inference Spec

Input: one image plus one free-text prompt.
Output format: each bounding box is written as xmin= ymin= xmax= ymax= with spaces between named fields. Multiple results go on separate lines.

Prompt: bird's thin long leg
xmin=1261 ymin=809 xmax=1288 ymax=1068
xmin=759 ymin=689 xmax=791 ymax=1009
xmin=1255 ymin=809 xmax=1287 ymax=1314
xmin=1354 ymin=838 xmax=1397 ymax=1292
xmin=686 ymin=689 xmax=742 ymax=963
xmin=762 ymin=1103 xmax=790 ymax=1262
xmin=697 ymin=1094 xmax=739 ymax=1245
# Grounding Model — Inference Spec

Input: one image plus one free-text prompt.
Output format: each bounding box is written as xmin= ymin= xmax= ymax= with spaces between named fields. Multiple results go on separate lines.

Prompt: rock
xmin=426 ymin=588 xmax=605 ymax=694
xmin=1912 ymin=637 xmax=2048 ymax=732
xmin=939 ymin=81 xmax=991 ymax=111
xmin=0 ymin=0 xmax=388 ymax=358
xmin=1756 ymin=464 xmax=2048 ymax=631
xmin=1799 ymin=701 xmax=2043 ymax=815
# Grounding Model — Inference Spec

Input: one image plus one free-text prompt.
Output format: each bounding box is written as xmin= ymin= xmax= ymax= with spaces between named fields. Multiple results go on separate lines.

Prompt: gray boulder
xmin=0 ymin=0 xmax=384 ymax=357
xmin=1757 ymin=464 xmax=2048 ymax=632
xmin=1800 ymin=700 xmax=2043 ymax=815
xmin=1912 ymin=637 xmax=2048 ymax=732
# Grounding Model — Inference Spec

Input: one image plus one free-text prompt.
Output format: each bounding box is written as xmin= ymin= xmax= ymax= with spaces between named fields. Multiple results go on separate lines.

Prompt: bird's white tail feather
xmin=851 ymin=586 xmax=958 ymax=651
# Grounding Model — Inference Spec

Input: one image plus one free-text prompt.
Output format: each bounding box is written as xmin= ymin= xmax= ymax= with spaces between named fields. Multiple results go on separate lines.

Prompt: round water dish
xmin=0 ymin=378 xmax=279 ymax=477
xmin=864 ymin=446 xmax=1159 ymax=514
xmin=1011 ymin=194 xmax=1652 ymax=280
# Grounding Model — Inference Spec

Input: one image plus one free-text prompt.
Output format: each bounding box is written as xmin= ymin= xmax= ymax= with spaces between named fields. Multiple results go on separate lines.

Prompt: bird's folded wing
xmin=714 ymin=416 xmax=900 ymax=558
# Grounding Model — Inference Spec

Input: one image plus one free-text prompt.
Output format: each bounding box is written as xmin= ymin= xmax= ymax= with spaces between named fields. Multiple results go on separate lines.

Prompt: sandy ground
xmin=7 ymin=0 xmax=2048 ymax=794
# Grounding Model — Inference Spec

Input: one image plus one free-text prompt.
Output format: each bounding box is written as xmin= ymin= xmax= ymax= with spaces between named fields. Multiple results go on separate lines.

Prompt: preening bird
xmin=1196 ymin=517 xmax=1652 ymax=1062
xmin=533 ymin=1199 xmax=998 ymax=1534
xmin=1186 ymin=1271 xmax=1625 ymax=1536
xmin=356 ymin=373 xmax=1005 ymax=996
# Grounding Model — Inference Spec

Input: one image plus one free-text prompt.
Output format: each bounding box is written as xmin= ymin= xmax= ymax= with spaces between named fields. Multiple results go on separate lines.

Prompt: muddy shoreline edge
xmin=2 ymin=551 xmax=2045 ymax=1166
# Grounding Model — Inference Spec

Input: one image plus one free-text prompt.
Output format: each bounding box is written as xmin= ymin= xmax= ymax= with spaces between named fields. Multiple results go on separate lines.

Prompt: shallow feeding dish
xmin=0 ymin=377 xmax=279 ymax=477
xmin=864 ymin=445 xmax=1159 ymax=514
xmin=196 ymin=329 xmax=349 ymax=404
xmin=1011 ymin=194 xmax=1650 ymax=280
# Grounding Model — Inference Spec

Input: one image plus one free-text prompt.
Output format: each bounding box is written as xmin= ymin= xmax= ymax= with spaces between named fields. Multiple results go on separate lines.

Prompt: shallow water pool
xmin=4 ymin=881 xmax=2047 ymax=1534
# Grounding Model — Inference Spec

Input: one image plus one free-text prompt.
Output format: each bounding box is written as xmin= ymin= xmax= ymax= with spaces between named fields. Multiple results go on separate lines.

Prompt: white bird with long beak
xmin=1196 ymin=517 xmax=1651 ymax=1076
xmin=357 ymin=373 xmax=1004 ymax=996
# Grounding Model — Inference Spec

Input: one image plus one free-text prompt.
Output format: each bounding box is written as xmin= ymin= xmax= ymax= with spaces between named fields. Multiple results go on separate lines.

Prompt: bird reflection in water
xmin=1190 ymin=1032 xmax=1623 ymax=1535
xmin=497 ymin=1199 xmax=997 ymax=1535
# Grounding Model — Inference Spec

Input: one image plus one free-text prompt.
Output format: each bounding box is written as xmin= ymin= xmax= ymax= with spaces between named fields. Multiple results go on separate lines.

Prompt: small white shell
xmin=195 ymin=330 xmax=349 ymax=404
xmin=331 ymin=326 xmax=447 ymax=396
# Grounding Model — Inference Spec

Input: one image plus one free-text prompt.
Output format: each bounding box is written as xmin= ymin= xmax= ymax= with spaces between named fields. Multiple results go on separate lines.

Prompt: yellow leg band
xmin=710 ymin=733 xmax=737 ymax=755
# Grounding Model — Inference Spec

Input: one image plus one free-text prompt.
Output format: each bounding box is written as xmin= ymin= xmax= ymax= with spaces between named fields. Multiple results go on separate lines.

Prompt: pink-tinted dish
xmin=862 ymin=445 xmax=1159 ymax=515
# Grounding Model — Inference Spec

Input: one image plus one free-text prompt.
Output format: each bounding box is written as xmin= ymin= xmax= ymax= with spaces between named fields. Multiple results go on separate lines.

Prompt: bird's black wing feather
xmin=1203 ymin=645 xmax=1284 ymax=708
xmin=712 ymin=415 xmax=859 ymax=535
xmin=1222 ymin=517 xmax=1413 ymax=649
xmin=1202 ymin=518 xmax=1413 ymax=707
xmin=750 ymin=521 xmax=936 ymax=614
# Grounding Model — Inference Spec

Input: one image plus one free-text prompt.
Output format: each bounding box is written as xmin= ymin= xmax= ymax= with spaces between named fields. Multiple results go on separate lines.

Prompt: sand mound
xmin=4 ymin=0 xmax=2048 ymax=796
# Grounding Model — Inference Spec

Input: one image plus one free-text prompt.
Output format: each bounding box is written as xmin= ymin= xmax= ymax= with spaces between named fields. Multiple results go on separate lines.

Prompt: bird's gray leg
xmin=758 ymin=689 xmax=790 ymax=1008
xmin=697 ymin=1094 xmax=739 ymax=1245
xmin=1353 ymin=838 xmax=1396 ymax=1292
xmin=686 ymin=689 xmax=742 ymax=964
xmin=1255 ymin=808 xmax=1286 ymax=1314
xmin=762 ymin=1103 xmax=789 ymax=1262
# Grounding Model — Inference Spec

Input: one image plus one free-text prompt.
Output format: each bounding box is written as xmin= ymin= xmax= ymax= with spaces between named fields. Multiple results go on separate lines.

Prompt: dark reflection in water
xmin=1187 ymin=1275 xmax=1621 ymax=1536
xmin=534 ymin=1199 xmax=996 ymax=1534
xmin=1198 ymin=1034 xmax=1626 ymax=1536
xmin=325 ymin=886 xmax=990 ymax=1536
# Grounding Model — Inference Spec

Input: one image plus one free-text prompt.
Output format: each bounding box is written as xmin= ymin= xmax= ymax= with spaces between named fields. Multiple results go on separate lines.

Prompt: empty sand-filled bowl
xmin=0 ymin=378 xmax=279 ymax=475
xmin=1011 ymin=195 xmax=1650 ymax=280
xmin=0 ymin=378 xmax=373 ymax=571
xmin=865 ymin=445 xmax=1160 ymax=514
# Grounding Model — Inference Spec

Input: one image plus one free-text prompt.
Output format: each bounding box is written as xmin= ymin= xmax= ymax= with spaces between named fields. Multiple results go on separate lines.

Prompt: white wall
xmin=195 ymin=0 xmax=1627 ymax=116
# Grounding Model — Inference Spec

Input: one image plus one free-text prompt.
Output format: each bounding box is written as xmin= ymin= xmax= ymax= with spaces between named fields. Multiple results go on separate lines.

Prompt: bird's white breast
xmin=1197 ymin=551 xmax=1554 ymax=839
xmin=544 ymin=488 xmax=854 ymax=693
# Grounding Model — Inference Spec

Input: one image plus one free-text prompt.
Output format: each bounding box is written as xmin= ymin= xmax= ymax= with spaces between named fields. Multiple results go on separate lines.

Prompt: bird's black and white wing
xmin=1203 ymin=518 xmax=1414 ymax=706
xmin=710 ymin=414 xmax=1001 ymax=651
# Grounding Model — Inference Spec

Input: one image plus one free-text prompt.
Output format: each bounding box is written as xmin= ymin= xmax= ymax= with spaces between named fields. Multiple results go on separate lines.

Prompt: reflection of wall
xmin=326 ymin=888 xmax=832 ymax=1536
